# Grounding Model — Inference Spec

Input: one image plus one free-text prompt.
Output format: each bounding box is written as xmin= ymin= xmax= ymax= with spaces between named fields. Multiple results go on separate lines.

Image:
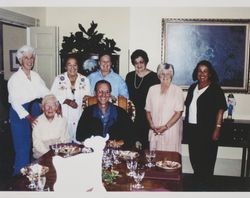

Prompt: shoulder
xmin=187 ymin=83 xmax=197 ymax=92
xmin=88 ymin=71 xmax=98 ymax=79
xmin=78 ymin=73 xmax=89 ymax=82
xmin=34 ymin=114 xmax=46 ymax=127
xmin=171 ymin=84 xmax=184 ymax=93
xmin=111 ymin=71 xmax=124 ymax=80
xmin=8 ymin=72 xmax=18 ymax=83
xmin=57 ymin=73 xmax=67 ymax=80
xmin=148 ymin=70 xmax=158 ymax=77
xmin=115 ymin=105 xmax=129 ymax=116
xmin=82 ymin=105 xmax=95 ymax=115
xmin=30 ymin=70 xmax=41 ymax=78
xmin=208 ymin=83 xmax=224 ymax=94
xmin=150 ymin=84 xmax=160 ymax=90
xmin=126 ymin=71 xmax=135 ymax=79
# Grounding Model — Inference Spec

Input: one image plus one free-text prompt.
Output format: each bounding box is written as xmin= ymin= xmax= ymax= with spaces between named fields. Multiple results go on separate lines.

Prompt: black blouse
xmin=125 ymin=71 xmax=160 ymax=115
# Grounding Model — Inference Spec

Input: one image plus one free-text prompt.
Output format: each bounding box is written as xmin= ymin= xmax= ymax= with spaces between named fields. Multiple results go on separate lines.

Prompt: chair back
xmin=82 ymin=96 xmax=136 ymax=121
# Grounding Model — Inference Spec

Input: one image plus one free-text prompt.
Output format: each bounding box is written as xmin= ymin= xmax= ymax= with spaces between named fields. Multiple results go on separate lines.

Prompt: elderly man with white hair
xmin=7 ymin=45 xmax=49 ymax=175
xmin=32 ymin=94 xmax=70 ymax=159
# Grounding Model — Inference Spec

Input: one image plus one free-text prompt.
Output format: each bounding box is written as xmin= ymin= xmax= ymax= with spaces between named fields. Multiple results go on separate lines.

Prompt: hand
xmin=110 ymin=95 xmax=117 ymax=103
xmin=82 ymin=95 xmax=90 ymax=108
xmin=212 ymin=127 xmax=221 ymax=141
xmin=63 ymin=99 xmax=78 ymax=109
xmin=154 ymin=125 xmax=167 ymax=135
xmin=26 ymin=114 xmax=38 ymax=128
xmin=56 ymin=103 xmax=62 ymax=117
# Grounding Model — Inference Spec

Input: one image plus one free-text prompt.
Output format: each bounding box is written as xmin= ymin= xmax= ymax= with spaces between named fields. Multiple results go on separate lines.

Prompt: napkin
xmin=53 ymin=135 xmax=109 ymax=192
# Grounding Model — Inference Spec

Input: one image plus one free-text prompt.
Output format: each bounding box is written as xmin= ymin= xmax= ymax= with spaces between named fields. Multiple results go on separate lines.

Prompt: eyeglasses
xmin=134 ymin=60 xmax=145 ymax=65
xmin=96 ymin=90 xmax=111 ymax=95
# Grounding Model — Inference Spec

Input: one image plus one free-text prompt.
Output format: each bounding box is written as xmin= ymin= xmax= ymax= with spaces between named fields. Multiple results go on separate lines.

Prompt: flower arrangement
xmin=60 ymin=21 xmax=121 ymax=58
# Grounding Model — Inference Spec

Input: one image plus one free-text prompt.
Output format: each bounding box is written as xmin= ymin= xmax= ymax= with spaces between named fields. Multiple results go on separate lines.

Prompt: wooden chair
xmin=82 ymin=95 xmax=136 ymax=121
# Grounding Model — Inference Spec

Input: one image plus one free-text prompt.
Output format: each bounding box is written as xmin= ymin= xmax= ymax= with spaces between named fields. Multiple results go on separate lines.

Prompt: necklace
xmin=134 ymin=72 xmax=144 ymax=89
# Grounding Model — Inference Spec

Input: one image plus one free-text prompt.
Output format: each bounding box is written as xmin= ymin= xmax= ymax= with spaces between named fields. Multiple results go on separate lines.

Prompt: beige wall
xmin=2 ymin=6 xmax=250 ymax=175
xmin=4 ymin=7 xmax=47 ymax=26
xmin=45 ymin=7 xmax=130 ymax=79
xmin=3 ymin=24 xmax=26 ymax=80
xmin=3 ymin=6 xmax=250 ymax=124
xmin=3 ymin=5 xmax=250 ymax=136
xmin=129 ymin=7 xmax=250 ymax=120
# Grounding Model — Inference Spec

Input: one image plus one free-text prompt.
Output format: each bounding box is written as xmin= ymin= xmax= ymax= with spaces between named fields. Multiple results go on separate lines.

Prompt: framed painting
xmin=161 ymin=18 xmax=250 ymax=92
xmin=9 ymin=50 xmax=19 ymax=71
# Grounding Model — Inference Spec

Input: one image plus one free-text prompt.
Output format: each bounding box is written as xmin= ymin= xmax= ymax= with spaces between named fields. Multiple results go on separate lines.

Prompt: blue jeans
xmin=9 ymin=101 xmax=42 ymax=175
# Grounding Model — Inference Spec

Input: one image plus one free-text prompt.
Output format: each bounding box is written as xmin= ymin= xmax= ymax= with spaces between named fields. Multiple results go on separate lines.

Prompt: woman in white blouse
xmin=32 ymin=94 xmax=70 ymax=159
xmin=8 ymin=45 xmax=50 ymax=175
xmin=51 ymin=54 xmax=90 ymax=142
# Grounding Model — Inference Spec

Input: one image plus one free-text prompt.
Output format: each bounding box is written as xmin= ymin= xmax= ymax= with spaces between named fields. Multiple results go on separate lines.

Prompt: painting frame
xmin=9 ymin=49 xmax=19 ymax=72
xmin=161 ymin=18 xmax=250 ymax=93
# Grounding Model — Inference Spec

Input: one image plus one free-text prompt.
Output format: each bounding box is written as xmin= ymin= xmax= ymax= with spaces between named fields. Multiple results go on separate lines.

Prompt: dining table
xmin=6 ymin=143 xmax=183 ymax=192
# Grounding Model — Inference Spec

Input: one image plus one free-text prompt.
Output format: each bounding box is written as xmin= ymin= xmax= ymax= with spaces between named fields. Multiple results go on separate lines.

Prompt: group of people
xmin=7 ymin=45 xmax=227 ymax=186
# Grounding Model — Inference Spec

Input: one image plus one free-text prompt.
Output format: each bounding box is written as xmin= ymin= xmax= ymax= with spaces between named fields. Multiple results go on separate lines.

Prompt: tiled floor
xmin=1 ymin=129 xmax=250 ymax=192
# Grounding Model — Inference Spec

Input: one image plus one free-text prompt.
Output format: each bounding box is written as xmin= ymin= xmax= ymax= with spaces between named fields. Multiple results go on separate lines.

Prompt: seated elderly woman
xmin=32 ymin=94 xmax=70 ymax=159
xmin=76 ymin=80 xmax=135 ymax=149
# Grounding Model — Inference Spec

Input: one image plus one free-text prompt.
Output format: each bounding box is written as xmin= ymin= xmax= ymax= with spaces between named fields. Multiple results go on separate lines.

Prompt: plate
xmin=156 ymin=160 xmax=181 ymax=170
xmin=59 ymin=145 xmax=82 ymax=156
xmin=21 ymin=163 xmax=49 ymax=176
xmin=119 ymin=150 xmax=139 ymax=159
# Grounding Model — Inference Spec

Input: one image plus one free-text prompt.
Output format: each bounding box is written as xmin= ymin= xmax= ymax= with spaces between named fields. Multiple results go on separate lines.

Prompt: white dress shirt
xmin=7 ymin=68 xmax=50 ymax=119
xmin=32 ymin=114 xmax=70 ymax=159
xmin=188 ymin=84 xmax=209 ymax=124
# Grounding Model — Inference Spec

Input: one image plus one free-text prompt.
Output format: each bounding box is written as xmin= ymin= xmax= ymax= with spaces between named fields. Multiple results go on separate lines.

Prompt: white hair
xmin=157 ymin=63 xmax=175 ymax=78
xmin=16 ymin=45 xmax=36 ymax=61
xmin=42 ymin=94 xmax=59 ymax=108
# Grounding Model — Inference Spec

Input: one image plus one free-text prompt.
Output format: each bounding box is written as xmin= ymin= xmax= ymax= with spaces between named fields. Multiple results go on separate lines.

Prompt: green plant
xmin=102 ymin=169 xmax=121 ymax=185
xmin=60 ymin=21 xmax=121 ymax=58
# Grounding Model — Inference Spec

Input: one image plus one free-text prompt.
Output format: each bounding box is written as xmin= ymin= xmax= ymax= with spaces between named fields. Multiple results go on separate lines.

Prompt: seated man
xmin=76 ymin=80 xmax=135 ymax=149
xmin=32 ymin=94 xmax=70 ymax=159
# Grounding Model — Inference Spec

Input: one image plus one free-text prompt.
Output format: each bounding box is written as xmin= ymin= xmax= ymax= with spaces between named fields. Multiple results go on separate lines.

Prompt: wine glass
xmin=112 ymin=148 xmax=121 ymax=164
xmin=51 ymin=143 xmax=60 ymax=155
xmin=64 ymin=145 xmax=74 ymax=158
xmin=36 ymin=176 xmax=46 ymax=191
xmin=126 ymin=159 xmax=137 ymax=177
xmin=26 ymin=171 xmax=37 ymax=190
xmin=145 ymin=150 xmax=156 ymax=168
xmin=102 ymin=148 xmax=113 ymax=169
xmin=132 ymin=168 xmax=145 ymax=189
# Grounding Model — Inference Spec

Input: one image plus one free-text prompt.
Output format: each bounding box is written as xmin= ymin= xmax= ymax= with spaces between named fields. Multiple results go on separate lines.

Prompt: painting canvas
xmin=161 ymin=19 xmax=250 ymax=92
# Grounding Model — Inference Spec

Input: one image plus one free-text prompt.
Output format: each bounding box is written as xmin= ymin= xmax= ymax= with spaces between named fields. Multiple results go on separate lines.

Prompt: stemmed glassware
xmin=102 ymin=148 xmax=113 ymax=169
xmin=132 ymin=167 xmax=145 ymax=189
xmin=145 ymin=150 xmax=156 ymax=168
xmin=51 ymin=143 xmax=60 ymax=155
xmin=36 ymin=176 xmax=46 ymax=191
xmin=63 ymin=144 xmax=74 ymax=158
xmin=26 ymin=169 xmax=37 ymax=190
xmin=111 ymin=147 xmax=121 ymax=164
xmin=126 ymin=158 xmax=137 ymax=177
xmin=21 ymin=163 xmax=49 ymax=191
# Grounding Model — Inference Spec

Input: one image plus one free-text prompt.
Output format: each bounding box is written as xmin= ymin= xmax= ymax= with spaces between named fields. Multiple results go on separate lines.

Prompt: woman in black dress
xmin=125 ymin=49 xmax=160 ymax=149
xmin=184 ymin=60 xmax=227 ymax=186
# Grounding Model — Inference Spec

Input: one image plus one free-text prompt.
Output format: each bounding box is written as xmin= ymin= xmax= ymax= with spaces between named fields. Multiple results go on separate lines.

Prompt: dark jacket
xmin=76 ymin=103 xmax=135 ymax=149
xmin=184 ymin=82 xmax=227 ymax=137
